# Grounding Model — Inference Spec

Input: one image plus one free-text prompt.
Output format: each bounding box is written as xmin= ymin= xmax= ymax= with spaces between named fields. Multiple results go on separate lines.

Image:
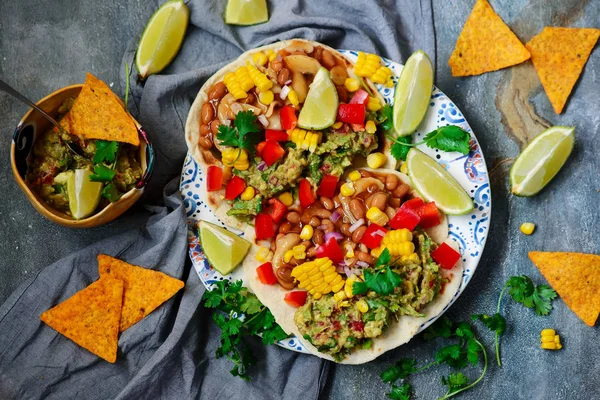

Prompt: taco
xmin=185 ymin=39 xmax=393 ymax=230
xmin=242 ymin=168 xmax=461 ymax=363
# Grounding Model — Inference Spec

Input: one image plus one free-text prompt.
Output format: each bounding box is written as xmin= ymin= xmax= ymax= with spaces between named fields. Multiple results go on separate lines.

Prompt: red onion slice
xmin=257 ymin=161 xmax=267 ymax=171
xmin=355 ymin=261 xmax=369 ymax=268
xmin=324 ymin=232 xmax=344 ymax=242
xmin=330 ymin=210 xmax=341 ymax=223
xmin=258 ymin=114 xmax=269 ymax=127
xmin=279 ymin=85 xmax=291 ymax=100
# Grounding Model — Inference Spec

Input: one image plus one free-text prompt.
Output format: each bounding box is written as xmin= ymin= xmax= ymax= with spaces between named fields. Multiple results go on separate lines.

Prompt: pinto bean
xmin=370 ymin=192 xmax=388 ymax=211
xmin=271 ymin=59 xmax=283 ymax=72
xmin=320 ymin=197 xmax=334 ymax=210
xmin=359 ymin=244 xmax=368 ymax=253
xmin=200 ymin=124 xmax=211 ymax=137
xmin=393 ymin=183 xmax=410 ymax=199
xmin=389 ymin=197 xmax=401 ymax=207
xmin=309 ymin=217 xmax=321 ymax=227
xmin=330 ymin=66 xmax=348 ymax=86
xmin=301 ymin=240 xmax=312 ymax=248
xmin=277 ymin=68 xmax=291 ymax=85
xmin=360 ymin=170 xmax=372 ymax=178
xmin=340 ymin=223 xmax=351 ymax=236
xmin=199 ymin=136 xmax=213 ymax=149
xmin=335 ymin=85 xmax=348 ymax=103
xmin=385 ymin=206 xmax=397 ymax=220
xmin=351 ymin=226 xmax=367 ymax=243
xmin=333 ymin=196 xmax=342 ymax=208
xmin=321 ymin=219 xmax=335 ymax=233
xmin=240 ymin=93 xmax=255 ymax=105
xmin=210 ymin=120 xmax=220 ymax=135
xmin=321 ymin=50 xmax=336 ymax=69
xmin=313 ymin=47 xmax=323 ymax=62
xmin=385 ymin=174 xmax=400 ymax=191
xmin=276 ymin=266 xmax=295 ymax=288
xmin=208 ymin=82 xmax=227 ymax=101
xmin=286 ymin=211 xmax=301 ymax=224
xmin=357 ymin=251 xmax=376 ymax=264
xmin=279 ymin=221 xmax=292 ymax=234
xmin=290 ymin=225 xmax=302 ymax=233
xmin=349 ymin=199 xmax=366 ymax=220
xmin=201 ymin=103 xmax=215 ymax=125
xmin=314 ymin=209 xmax=332 ymax=219
xmin=313 ymin=229 xmax=324 ymax=245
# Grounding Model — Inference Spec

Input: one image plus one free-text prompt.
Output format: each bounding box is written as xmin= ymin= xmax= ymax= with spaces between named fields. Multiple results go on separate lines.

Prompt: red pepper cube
xmin=255 ymin=213 xmax=275 ymax=240
xmin=225 ymin=176 xmax=246 ymax=200
xmin=265 ymin=129 xmax=289 ymax=142
xmin=256 ymin=141 xmax=267 ymax=157
xmin=284 ymin=291 xmax=308 ymax=308
xmin=264 ymin=198 xmax=287 ymax=224
xmin=280 ymin=105 xmax=298 ymax=131
xmin=315 ymin=237 xmax=344 ymax=264
xmin=360 ymin=223 xmax=388 ymax=249
xmin=299 ymin=178 xmax=316 ymax=208
xmin=256 ymin=262 xmax=278 ymax=285
xmin=262 ymin=140 xmax=285 ymax=167
xmin=337 ymin=103 xmax=366 ymax=125
xmin=317 ymin=175 xmax=338 ymax=198
xmin=349 ymin=89 xmax=369 ymax=107
xmin=401 ymin=197 xmax=425 ymax=211
xmin=206 ymin=166 xmax=223 ymax=192
xmin=389 ymin=207 xmax=420 ymax=231
xmin=417 ymin=202 xmax=441 ymax=229
xmin=431 ymin=242 xmax=461 ymax=270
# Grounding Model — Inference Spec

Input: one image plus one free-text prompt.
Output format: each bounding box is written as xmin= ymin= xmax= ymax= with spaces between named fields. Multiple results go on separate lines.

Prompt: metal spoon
xmin=0 ymin=78 xmax=84 ymax=156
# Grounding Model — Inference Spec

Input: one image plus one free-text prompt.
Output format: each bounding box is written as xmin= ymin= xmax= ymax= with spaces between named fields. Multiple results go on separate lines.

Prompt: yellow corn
xmin=333 ymin=290 xmax=347 ymax=303
xmin=400 ymin=162 xmax=408 ymax=174
xmin=235 ymin=66 xmax=255 ymax=92
xmin=259 ymin=90 xmax=275 ymax=105
xmin=278 ymin=192 xmax=294 ymax=207
xmin=355 ymin=52 xmax=381 ymax=78
xmin=385 ymin=79 xmax=394 ymax=88
xmin=541 ymin=329 xmax=556 ymax=336
xmin=289 ymin=128 xmax=322 ymax=152
xmin=291 ymin=258 xmax=345 ymax=300
xmin=344 ymin=275 xmax=357 ymax=299
xmin=340 ymin=182 xmax=355 ymax=197
xmin=344 ymin=77 xmax=360 ymax=92
xmin=223 ymin=72 xmax=247 ymax=100
xmin=293 ymin=245 xmax=307 ymax=260
xmin=379 ymin=229 xmax=417 ymax=258
xmin=540 ymin=329 xmax=562 ymax=350
xmin=284 ymin=250 xmax=294 ymax=263
xmin=345 ymin=243 xmax=355 ymax=259
xmin=371 ymin=66 xmax=392 ymax=84
xmin=253 ymin=51 xmax=268 ymax=66
xmin=366 ymin=206 xmax=389 ymax=226
xmin=356 ymin=299 xmax=369 ymax=313
xmin=520 ymin=222 xmax=536 ymax=235
xmin=240 ymin=186 xmax=255 ymax=201
xmin=300 ymin=225 xmax=314 ymax=240
xmin=246 ymin=62 xmax=273 ymax=92
xmin=348 ymin=170 xmax=362 ymax=181
xmin=287 ymin=89 xmax=299 ymax=106
xmin=367 ymin=96 xmax=382 ymax=111
xmin=370 ymin=246 xmax=383 ymax=258
xmin=367 ymin=152 xmax=387 ymax=169
xmin=255 ymin=246 xmax=270 ymax=262
xmin=266 ymin=49 xmax=276 ymax=62
xmin=221 ymin=148 xmax=249 ymax=170
xmin=365 ymin=120 xmax=377 ymax=134
xmin=332 ymin=121 xmax=343 ymax=129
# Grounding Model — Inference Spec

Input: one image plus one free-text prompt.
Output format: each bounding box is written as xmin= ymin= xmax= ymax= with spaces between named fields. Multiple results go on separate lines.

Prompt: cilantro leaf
xmin=442 ymin=372 xmax=469 ymax=393
xmin=353 ymin=267 xmax=402 ymax=296
xmin=378 ymin=104 xmax=394 ymax=132
xmin=217 ymin=110 xmax=262 ymax=155
xmin=93 ymin=140 xmax=118 ymax=164
xmin=435 ymin=344 xmax=465 ymax=368
xmin=102 ymin=182 xmax=122 ymax=202
xmin=386 ymin=383 xmax=412 ymax=400
xmin=89 ymin=165 xmax=116 ymax=182
xmin=506 ymin=275 xmax=557 ymax=316
xmin=423 ymin=125 xmax=471 ymax=154
xmin=532 ymin=285 xmax=558 ymax=316
xmin=506 ymin=275 xmax=535 ymax=304
xmin=472 ymin=313 xmax=506 ymax=336
xmin=391 ymin=137 xmax=411 ymax=161
xmin=454 ymin=321 xmax=475 ymax=339
xmin=381 ymin=358 xmax=417 ymax=383
xmin=466 ymin=338 xmax=481 ymax=365
xmin=216 ymin=124 xmax=240 ymax=148
xmin=239 ymin=293 xmax=263 ymax=315
xmin=234 ymin=110 xmax=261 ymax=139
xmin=376 ymin=248 xmax=392 ymax=268
xmin=423 ymin=316 xmax=454 ymax=340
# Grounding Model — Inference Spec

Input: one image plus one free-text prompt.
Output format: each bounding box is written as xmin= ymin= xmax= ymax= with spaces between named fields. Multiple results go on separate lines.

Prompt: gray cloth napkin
xmin=0 ymin=0 xmax=434 ymax=398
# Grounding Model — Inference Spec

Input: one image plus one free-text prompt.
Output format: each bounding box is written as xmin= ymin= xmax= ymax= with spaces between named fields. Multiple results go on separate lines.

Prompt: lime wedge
xmin=64 ymin=169 xmax=103 ymax=219
xmin=136 ymin=0 xmax=189 ymax=80
xmin=406 ymin=148 xmax=474 ymax=215
xmin=297 ymin=67 xmax=339 ymax=130
xmin=510 ymin=126 xmax=575 ymax=197
xmin=198 ymin=220 xmax=252 ymax=275
xmin=393 ymin=50 xmax=434 ymax=137
xmin=225 ymin=0 xmax=268 ymax=25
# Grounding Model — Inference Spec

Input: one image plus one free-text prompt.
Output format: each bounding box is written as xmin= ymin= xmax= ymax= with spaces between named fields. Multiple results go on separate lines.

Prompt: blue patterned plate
xmin=180 ymin=50 xmax=491 ymax=354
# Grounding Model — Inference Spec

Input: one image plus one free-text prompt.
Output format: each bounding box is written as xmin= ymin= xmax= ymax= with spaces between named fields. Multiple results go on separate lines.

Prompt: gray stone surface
xmin=1 ymin=0 xmax=598 ymax=399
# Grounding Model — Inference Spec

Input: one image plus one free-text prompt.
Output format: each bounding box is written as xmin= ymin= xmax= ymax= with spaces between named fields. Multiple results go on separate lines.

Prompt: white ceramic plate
xmin=180 ymin=50 xmax=491 ymax=354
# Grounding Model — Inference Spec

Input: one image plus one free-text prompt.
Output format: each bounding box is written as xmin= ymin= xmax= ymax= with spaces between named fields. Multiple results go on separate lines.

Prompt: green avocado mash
xmin=294 ymin=232 xmax=442 ymax=361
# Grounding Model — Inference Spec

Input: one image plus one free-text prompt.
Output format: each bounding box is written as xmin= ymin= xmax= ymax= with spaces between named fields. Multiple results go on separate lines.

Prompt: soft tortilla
xmin=184 ymin=39 xmax=384 ymax=230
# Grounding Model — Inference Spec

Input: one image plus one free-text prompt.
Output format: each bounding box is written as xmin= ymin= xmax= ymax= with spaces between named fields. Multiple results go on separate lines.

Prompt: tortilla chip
xmin=61 ymin=73 xmax=139 ymax=145
xmin=529 ymin=251 xmax=600 ymax=327
xmin=526 ymin=27 xmax=600 ymax=114
xmin=98 ymin=255 xmax=184 ymax=331
xmin=40 ymin=276 xmax=123 ymax=363
xmin=448 ymin=0 xmax=531 ymax=76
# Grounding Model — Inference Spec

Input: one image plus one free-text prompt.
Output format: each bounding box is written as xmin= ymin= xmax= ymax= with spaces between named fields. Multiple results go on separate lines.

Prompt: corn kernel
xmin=284 ymin=250 xmax=294 ymax=263
xmin=385 ymin=79 xmax=394 ymax=88
xmin=520 ymin=222 xmax=536 ymax=235
xmin=367 ymin=97 xmax=382 ymax=111
xmin=300 ymin=225 xmax=314 ymax=240
xmin=408 ymin=253 xmax=420 ymax=263
xmin=400 ymin=162 xmax=408 ymax=174
xmin=253 ymin=52 xmax=268 ymax=66
xmin=345 ymin=244 xmax=355 ymax=259
xmin=365 ymin=120 xmax=377 ymax=134
xmin=541 ymin=342 xmax=557 ymax=350
xmin=259 ymin=90 xmax=275 ymax=105
xmin=288 ymin=89 xmax=299 ymax=106
xmin=366 ymin=206 xmax=389 ymax=226
xmin=266 ymin=49 xmax=276 ymax=62
xmin=356 ymin=299 xmax=369 ymax=313
xmin=278 ymin=192 xmax=293 ymax=206
xmin=293 ymin=245 xmax=307 ymax=260
xmin=240 ymin=186 xmax=255 ymax=201
xmin=540 ymin=329 xmax=562 ymax=351
xmin=289 ymin=128 xmax=322 ymax=153
xmin=344 ymin=77 xmax=360 ymax=92
xmin=340 ymin=182 xmax=355 ymax=197
xmin=367 ymin=152 xmax=387 ymax=169
xmin=332 ymin=121 xmax=343 ymax=129
xmin=334 ymin=291 xmax=347 ymax=302
xmin=255 ymin=246 xmax=270 ymax=262
xmin=348 ymin=170 xmax=362 ymax=181
xmin=344 ymin=275 xmax=357 ymax=298
xmin=541 ymin=329 xmax=556 ymax=337
xmin=541 ymin=335 xmax=555 ymax=343
xmin=371 ymin=247 xmax=383 ymax=258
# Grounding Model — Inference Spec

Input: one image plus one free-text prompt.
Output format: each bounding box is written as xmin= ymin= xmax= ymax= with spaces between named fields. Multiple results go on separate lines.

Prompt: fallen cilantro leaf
xmin=423 ymin=316 xmax=454 ymax=340
xmin=506 ymin=275 xmax=557 ymax=316
xmin=386 ymin=383 xmax=412 ymax=400
xmin=381 ymin=358 xmax=417 ymax=383
xmin=93 ymin=140 xmax=118 ymax=164
xmin=378 ymin=104 xmax=394 ymax=133
xmin=466 ymin=338 xmax=481 ymax=366
xmin=472 ymin=313 xmax=506 ymax=336
xmin=423 ymin=125 xmax=471 ymax=154
xmin=102 ymin=182 xmax=122 ymax=202
xmin=442 ymin=372 xmax=469 ymax=393
xmin=89 ymin=164 xmax=116 ymax=183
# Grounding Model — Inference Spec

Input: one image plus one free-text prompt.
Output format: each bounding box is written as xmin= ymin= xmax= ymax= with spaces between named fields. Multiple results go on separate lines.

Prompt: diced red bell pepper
xmin=349 ymin=320 xmax=365 ymax=332
xmin=255 ymin=213 xmax=275 ymax=240
xmin=284 ymin=291 xmax=308 ymax=308
xmin=264 ymin=198 xmax=287 ymax=224
xmin=401 ymin=197 xmax=425 ymax=211
xmin=337 ymin=103 xmax=366 ymax=125
xmin=349 ymin=89 xmax=369 ymax=107
xmin=225 ymin=176 xmax=246 ymax=200
xmin=256 ymin=141 xmax=267 ymax=157
xmin=299 ymin=179 xmax=316 ymax=208
xmin=262 ymin=140 xmax=285 ymax=167
xmin=315 ymin=237 xmax=344 ymax=264
xmin=256 ymin=262 xmax=278 ymax=285
xmin=265 ymin=129 xmax=289 ymax=142
xmin=417 ymin=202 xmax=441 ymax=229
xmin=431 ymin=242 xmax=461 ymax=270
xmin=389 ymin=207 xmax=420 ymax=231
xmin=206 ymin=166 xmax=223 ymax=192
xmin=317 ymin=175 xmax=338 ymax=198
xmin=360 ymin=223 xmax=388 ymax=249
xmin=280 ymin=105 xmax=298 ymax=131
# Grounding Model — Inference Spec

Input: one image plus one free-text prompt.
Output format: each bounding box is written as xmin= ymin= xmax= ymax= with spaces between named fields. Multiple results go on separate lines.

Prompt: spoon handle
xmin=0 ymin=78 xmax=62 ymax=130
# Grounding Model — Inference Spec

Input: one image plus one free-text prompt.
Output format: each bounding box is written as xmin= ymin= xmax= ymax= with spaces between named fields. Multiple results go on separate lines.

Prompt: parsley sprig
xmin=216 ymin=110 xmax=261 ymax=156
xmin=352 ymin=249 xmax=403 ymax=296
xmin=203 ymin=280 xmax=288 ymax=381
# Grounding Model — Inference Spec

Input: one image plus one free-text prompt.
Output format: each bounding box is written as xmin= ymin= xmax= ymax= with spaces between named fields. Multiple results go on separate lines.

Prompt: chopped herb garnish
xmin=93 ymin=140 xmax=118 ymax=164
xmin=89 ymin=164 xmax=116 ymax=182
xmin=216 ymin=110 xmax=262 ymax=156
xmin=352 ymin=249 xmax=402 ymax=296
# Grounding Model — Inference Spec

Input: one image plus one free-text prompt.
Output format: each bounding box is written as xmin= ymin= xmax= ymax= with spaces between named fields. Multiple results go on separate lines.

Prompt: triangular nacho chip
xmin=61 ymin=73 xmax=139 ymax=145
xmin=526 ymin=27 xmax=600 ymax=114
xmin=98 ymin=255 xmax=184 ymax=331
xmin=529 ymin=251 xmax=600 ymax=326
xmin=40 ymin=276 xmax=123 ymax=363
xmin=448 ymin=0 xmax=531 ymax=76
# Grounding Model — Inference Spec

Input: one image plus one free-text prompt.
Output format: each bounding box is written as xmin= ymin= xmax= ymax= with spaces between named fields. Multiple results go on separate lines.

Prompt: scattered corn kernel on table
xmin=1 ymin=1 xmax=599 ymax=399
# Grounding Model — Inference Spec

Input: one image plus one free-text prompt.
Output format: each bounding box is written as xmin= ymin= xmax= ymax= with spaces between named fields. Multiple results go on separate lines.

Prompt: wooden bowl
xmin=10 ymin=84 xmax=155 ymax=228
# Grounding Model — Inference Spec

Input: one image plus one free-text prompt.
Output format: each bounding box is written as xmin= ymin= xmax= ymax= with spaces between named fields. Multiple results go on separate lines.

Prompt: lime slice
xmin=406 ymin=148 xmax=474 ymax=215
xmin=393 ymin=50 xmax=434 ymax=137
xmin=510 ymin=126 xmax=575 ymax=197
xmin=297 ymin=67 xmax=339 ymax=130
xmin=65 ymin=169 xmax=103 ymax=219
xmin=198 ymin=220 xmax=251 ymax=275
xmin=136 ymin=0 xmax=189 ymax=79
xmin=225 ymin=0 xmax=269 ymax=25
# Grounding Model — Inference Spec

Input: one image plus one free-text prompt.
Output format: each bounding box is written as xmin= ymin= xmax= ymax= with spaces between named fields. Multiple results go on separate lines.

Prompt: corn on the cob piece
xmin=291 ymin=258 xmax=345 ymax=300
xmin=252 ymin=52 xmax=268 ymax=66
xmin=540 ymin=329 xmax=562 ymax=350
xmin=235 ymin=66 xmax=255 ymax=92
xmin=223 ymin=72 xmax=247 ymax=100
xmin=246 ymin=62 xmax=273 ymax=92
xmin=355 ymin=52 xmax=381 ymax=78
xmin=371 ymin=66 xmax=392 ymax=84
xmin=375 ymin=229 xmax=417 ymax=258
xmin=288 ymin=128 xmax=322 ymax=152
xmin=221 ymin=148 xmax=250 ymax=170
